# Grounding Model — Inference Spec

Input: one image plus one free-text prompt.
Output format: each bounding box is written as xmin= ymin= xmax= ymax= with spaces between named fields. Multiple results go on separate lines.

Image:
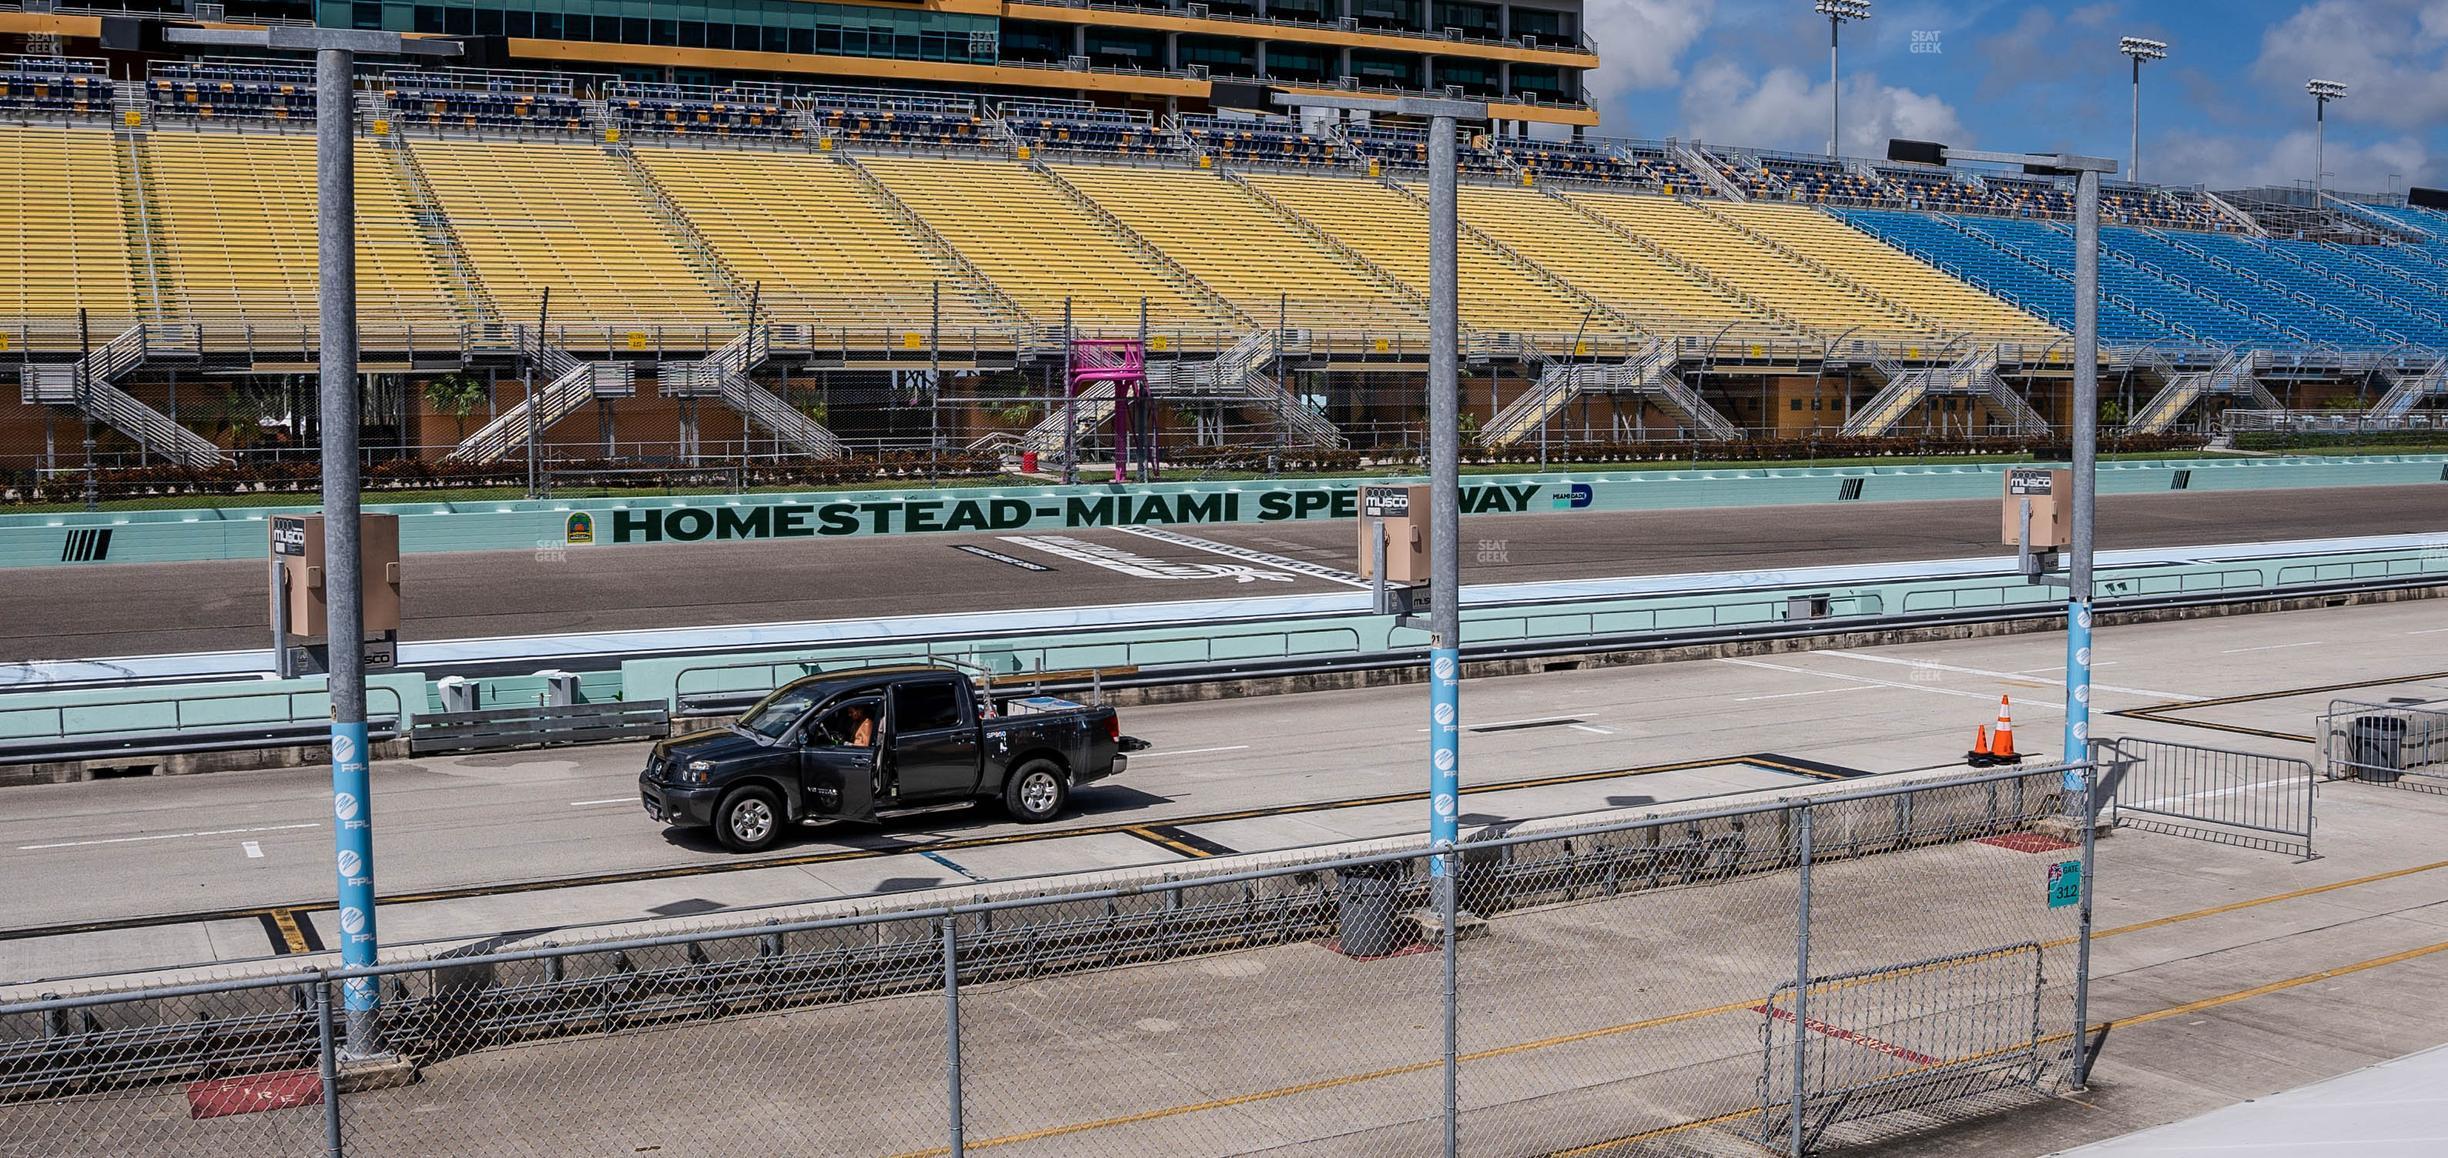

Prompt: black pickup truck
xmin=640 ymin=665 xmax=1142 ymax=852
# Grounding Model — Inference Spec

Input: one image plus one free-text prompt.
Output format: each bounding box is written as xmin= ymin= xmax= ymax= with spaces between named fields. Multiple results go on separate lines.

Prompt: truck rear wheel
xmin=1002 ymin=759 xmax=1069 ymax=824
xmin=715 ymin=785 xmax=785 ymax=853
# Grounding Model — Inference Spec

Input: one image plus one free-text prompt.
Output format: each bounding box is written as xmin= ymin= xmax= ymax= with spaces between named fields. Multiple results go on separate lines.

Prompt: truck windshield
xmin=737 ymin=686 xmax=821 ymax=742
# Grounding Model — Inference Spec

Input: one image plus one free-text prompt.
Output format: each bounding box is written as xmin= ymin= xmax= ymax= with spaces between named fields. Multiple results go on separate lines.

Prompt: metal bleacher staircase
xmin=1020 ymin=330 xmax=1341 ymax=454
xmin=2128 ymin=350 xmax=2276 ymax=434
xmin=2372 ymin=356 xmax=2448 ymax=421
xmin=1841 ymin=347 xmax=2046 ymax=437
xmin=660 ymin=324 xmax=844 ymax=458
xmin=1483 ymin=339 xmax=1738 ymax=447
xmin=445 ymin=329 xmax=636 ymax=463
xmin=21 ymin=325 xmax=228 ymax=467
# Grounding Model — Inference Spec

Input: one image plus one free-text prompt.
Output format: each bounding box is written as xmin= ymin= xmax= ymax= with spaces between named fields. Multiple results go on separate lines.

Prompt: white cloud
xmin=2251 ymin=0 xmax=2448 ymax=132
xmin=2154 ymin=128 xmax=2429 ymax=194
xmin=1677 ymin=59 xmax=1969 ymax=156
xmin=1581 ymin=0 xmax=1716 ymax=116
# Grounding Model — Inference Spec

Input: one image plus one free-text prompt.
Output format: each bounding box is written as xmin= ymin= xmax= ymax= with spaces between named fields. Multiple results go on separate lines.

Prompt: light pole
xmin=2119 ymin=37 xmax=2166 ymax=183
xmin=2307 ymin=79 xmax=2347 ymax=199
xmin=1891 ymin=138 xmax=2116 ymax=794
xmin=165 ymin=22 xmax=460 ymax=1062
xmin=1264 ymin=86 xmax=1480 ymax=1158
xmin=1816 ymin=0 xmax=1871 ymax=158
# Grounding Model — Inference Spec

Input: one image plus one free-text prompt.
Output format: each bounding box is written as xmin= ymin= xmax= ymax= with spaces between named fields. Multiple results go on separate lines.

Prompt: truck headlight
xmin=672 ymin=760 xmax=714 ymax=786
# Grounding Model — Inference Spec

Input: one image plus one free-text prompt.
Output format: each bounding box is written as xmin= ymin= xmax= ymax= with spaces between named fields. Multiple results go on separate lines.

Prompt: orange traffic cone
xmin=1990 ymin=696 xmax=2022 ymax=763
xmin=1966 ymin=724 xmax=1995 ymax=767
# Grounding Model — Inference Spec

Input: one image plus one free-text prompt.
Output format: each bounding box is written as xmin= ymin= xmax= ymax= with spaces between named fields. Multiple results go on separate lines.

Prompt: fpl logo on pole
xmin=337 ymin=849 xmax=362 ymax=878
xmin=1433 ymin=655 xmax=1456 ymax=682
xmin=1434 ymin=703 xmax=1455 ymax=728
xmin=332 ymin=733 xmax=357 ymax=766
xmin=334 ymin=792 xmax=360 ymax=822
xmin=339 ymin=907 xmax=366 ymax=937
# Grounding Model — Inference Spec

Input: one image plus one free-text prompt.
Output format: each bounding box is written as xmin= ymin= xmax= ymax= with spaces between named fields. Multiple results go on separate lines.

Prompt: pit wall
xmin=3 ymin=454 xmax=2442 ymax=569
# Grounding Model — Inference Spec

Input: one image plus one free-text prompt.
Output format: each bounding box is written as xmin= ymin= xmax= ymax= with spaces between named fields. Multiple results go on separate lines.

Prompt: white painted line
xmin=1130 ymin=745 xmax=1253 ymax=759
xmin=1114 ymin=526 xmax=1371 ymax=588
xmin=2409 ymin=626 xmax=2448 ymax=636
xmin=242 ymin=841 xmax=263 ymax=859
xmin=1718 ymin=657 xmax=2058 ymax=707
xmin=1733 ymin=685 xmax=1880 ymax=704
xmin=1567 ymin=724 xmax=1616 ymax=735
xmin=19 ymin=822 xmax=320 ymax=851
xmin=569 ymin=798 xmax=636 ymax=807
xmin=2218 ymin=641 xmax=2323 ymax=655
xmin=1811 ymin=651 xmax=2197 ymax=701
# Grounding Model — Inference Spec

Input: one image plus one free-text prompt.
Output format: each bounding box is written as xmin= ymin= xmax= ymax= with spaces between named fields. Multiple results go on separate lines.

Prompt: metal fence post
xmin=1790 ymin=804 xmax=1814 ymax=1158
xmin=315 ymin=974 xmax=343 ymax=1158
xmin=943 ymin=911 xmax=965 ymax=1158
xmin=2073 ymin=763 xmax=2098 ymax=1090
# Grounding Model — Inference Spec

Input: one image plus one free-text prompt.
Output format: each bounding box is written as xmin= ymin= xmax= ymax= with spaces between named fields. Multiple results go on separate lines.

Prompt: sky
xmin=1581 ymin=0 xmax=2448 ymax=195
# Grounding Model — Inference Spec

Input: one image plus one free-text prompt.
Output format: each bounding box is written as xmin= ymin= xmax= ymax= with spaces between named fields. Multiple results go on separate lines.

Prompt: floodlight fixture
xmin=2307 ymin=79 xmax=2348 ymax=197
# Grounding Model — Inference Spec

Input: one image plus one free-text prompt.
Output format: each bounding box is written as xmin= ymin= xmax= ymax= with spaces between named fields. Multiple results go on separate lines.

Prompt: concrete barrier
xmin=5 ymin=455 xmax=2442 ymax=569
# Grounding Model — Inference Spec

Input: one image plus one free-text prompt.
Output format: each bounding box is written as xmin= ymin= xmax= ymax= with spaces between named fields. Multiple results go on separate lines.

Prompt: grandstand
xmin=408 ymin=138 xmax=736 ymax=343
xmin=1453 ymin=184 xmax=1790 ymax=346
xmin=1052 ymin=164 xmax=1423 ymax=336
xmin=858 ymin=155 xmax=1238 ymax=335
xmin=10 ymin=55 xmax=2448 ymax=466
xmin=1567 ymin=191 xmax=1945 ymax=348
xmin=632 ymin=148 xmax=1007 ymax=344
xmin=142 ymin=128 xmax=459 ymax=349
xmin=0 ymin=124 xmax=137 ymax=340
xmin=1242 ymin=171 xmax=1597 ymax=342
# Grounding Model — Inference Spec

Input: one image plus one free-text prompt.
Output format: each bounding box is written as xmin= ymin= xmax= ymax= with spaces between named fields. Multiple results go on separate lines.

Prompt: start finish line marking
xmin=1114 ymin=526 xmax=1370 ymax=588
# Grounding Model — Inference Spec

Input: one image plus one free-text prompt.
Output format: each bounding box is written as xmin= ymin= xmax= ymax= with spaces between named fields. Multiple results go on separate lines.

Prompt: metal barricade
xmin=2317 ymin=699 xmax=2448 ymax=791
xmin=2097 ymin=736 xmax=2316 ymax=857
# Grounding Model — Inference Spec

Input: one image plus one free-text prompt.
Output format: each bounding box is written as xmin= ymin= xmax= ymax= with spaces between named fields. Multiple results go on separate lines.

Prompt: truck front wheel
xmin=715 ymin=785 xmax=785 ymax=852
xmin=1002 ymin=760 xmax=1069 ymax=824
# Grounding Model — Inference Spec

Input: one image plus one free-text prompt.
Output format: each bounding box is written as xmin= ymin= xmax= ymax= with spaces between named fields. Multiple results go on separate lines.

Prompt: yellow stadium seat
xmin=1053 ymin=163 xmax=1422 ymax=337
xmin=1239 ymin=171 xmax=1596 ymax=342
xmin=407 ymin=138 xmax=735 ymax=338
xmin=859 ymin=155 xmax=1234 ymax=334
xmin=143 ymin=129 xmax=454 ymax=350
xmin=634 ymin=147 xmax=1011 ymax=342
xmin=0 ymin=125 xmax=138 ymax=341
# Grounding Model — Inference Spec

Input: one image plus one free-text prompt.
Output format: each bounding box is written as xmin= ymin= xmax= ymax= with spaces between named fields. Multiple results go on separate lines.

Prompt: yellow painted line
xmin=269 ymin=910 xmax=311 ymax=955
xmin=1122 ymin=826 xmax=1213 ymax=859
xmin=1543 ymin=1108 xmax=1767 ymax=1156
xmin=914 ymin=855 xmax=2448 ymax=1156
xmin=2086 ymin=855 xmax=2448 ymax=943
xmin=2107 ymin=936 xmax=2448 ymax=1030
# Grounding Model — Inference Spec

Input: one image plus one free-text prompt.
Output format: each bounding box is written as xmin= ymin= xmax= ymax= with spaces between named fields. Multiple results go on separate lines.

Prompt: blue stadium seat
xmin=2108 ymin=226 xmax=2380 ymax=347
xmin=1836 ymin=209 xmax=2159 ymax=344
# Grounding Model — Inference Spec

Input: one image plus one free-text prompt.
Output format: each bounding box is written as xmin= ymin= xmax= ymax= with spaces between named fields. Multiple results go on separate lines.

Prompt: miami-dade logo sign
xmin=565 ymin=512 xmax=595 ymax=545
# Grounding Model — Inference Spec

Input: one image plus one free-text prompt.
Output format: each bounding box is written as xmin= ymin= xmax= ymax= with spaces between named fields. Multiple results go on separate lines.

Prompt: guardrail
xmin=0 ymin=684 xmax=407 ymax=764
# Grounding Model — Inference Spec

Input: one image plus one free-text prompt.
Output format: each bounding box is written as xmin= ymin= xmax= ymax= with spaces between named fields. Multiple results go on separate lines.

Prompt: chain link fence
xmin=2 ymin=763 xmax=2094 ymax=1157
